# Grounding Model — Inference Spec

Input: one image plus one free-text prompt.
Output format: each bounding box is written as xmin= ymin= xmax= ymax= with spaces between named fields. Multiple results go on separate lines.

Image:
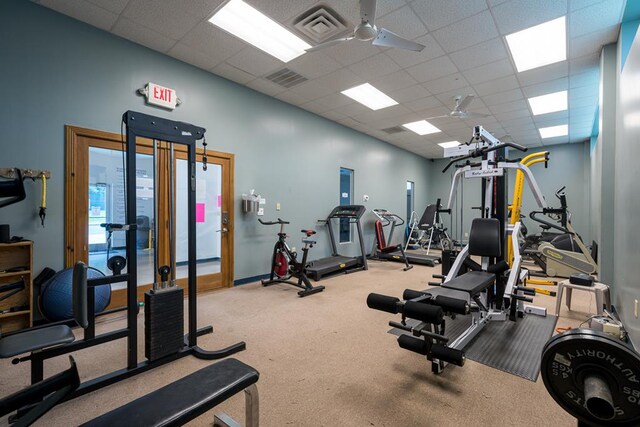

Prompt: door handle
xmin=216 ymin=228 xmax=228 ymax=233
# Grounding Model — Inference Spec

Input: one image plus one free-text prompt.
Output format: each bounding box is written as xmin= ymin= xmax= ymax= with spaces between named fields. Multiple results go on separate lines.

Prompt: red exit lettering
xmin=153 ymin=86 xmax=173 ymax=102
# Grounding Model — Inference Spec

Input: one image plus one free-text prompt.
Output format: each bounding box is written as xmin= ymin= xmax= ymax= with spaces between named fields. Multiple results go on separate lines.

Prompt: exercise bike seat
xmin=301 ymin=229 xmax=316 ymax=236
xmin=441 ymin=271 xmax=495 ymax=297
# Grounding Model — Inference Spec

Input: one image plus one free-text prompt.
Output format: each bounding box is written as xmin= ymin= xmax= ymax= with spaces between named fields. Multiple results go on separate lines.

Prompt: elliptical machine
xmin=259 ymin=218 xmax=325 ymax=297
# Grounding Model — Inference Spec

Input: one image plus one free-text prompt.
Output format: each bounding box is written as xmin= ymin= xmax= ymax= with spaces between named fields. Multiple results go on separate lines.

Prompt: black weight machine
xmin=0 ymin=111 xmax=245 ymax=400
xmin=259 ymin=218 xmax=325 ymax=297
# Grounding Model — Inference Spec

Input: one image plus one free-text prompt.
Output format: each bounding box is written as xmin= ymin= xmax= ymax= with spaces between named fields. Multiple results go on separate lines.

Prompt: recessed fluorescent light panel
xmin=402 ymin=120 xmax=441 ymax=135
xmin=505 ymin=16 xmax=566 ymax=72
xmin=539 ymin=124 xmax=568 ymax=139
xmin=528 ymin=91 xmax=567 ymax=115
xmin=341 ymin=83 xmax=398 ymax=110
xmin=438 ymin=141 xmax=461 ymax=148
xmin=209 ymin=0 xmax=311 ymax=62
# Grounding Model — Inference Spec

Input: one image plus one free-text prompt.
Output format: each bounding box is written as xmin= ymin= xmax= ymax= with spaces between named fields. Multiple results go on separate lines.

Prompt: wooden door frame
xmin=65 ymin=125 xmax=235 ymax=304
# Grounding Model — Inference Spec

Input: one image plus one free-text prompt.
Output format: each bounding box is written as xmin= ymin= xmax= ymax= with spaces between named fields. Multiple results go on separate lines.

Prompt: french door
xmin=65 ymin=126 xmax=234 ymax=308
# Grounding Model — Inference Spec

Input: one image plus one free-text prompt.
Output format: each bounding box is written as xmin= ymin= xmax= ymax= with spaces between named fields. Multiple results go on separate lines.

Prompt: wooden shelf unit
xmin=0 ymin=241 xmax=33 ymax=332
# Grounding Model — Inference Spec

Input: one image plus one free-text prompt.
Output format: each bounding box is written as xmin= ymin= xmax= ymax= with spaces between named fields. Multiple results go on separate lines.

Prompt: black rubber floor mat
xmin=389 ymin=313 xmax=558 ymax=381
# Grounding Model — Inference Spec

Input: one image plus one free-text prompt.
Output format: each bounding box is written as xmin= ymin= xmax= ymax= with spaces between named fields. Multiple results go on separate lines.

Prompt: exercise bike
xmin=259 ymin=218 xmax=325 ymax=297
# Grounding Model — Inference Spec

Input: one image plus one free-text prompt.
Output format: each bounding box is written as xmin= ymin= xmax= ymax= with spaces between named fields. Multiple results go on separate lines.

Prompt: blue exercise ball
xmin=40 ymin=266 xmax=111 ymax=322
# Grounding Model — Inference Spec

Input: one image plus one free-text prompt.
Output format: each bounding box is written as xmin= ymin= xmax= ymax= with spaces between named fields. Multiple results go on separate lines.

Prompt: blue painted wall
xmin=0 ymin=0 xmax=433 ymax=281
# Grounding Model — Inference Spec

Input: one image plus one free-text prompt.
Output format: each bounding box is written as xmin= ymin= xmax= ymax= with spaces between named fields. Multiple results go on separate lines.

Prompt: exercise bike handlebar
xmin=258 ymin=218 xmax=290 ymax=225
xmin=442 ymin=141 xmax=528 ymax=173
xmin=529 ymin=211 xmax=571 ymax=234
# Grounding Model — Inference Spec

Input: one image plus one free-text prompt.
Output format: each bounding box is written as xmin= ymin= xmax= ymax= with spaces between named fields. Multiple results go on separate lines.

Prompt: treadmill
xmin=372 ymin=209 xmax=439 ymax=267
xmin=306 ymin=205 xmax=368 ymax=280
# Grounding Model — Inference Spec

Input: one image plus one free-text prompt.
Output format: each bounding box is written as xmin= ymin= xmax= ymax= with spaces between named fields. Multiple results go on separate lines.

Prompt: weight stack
xmin=145 ymin=287 xmax=184 ymax=361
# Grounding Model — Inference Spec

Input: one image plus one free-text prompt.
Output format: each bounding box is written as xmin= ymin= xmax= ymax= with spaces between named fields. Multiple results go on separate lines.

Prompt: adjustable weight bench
xmin=83 ymin=358 xmax=259 ymax=427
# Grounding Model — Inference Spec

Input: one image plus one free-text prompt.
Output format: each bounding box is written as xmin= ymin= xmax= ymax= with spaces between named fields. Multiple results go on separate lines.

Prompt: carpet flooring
xmin=0 ymin=259 xmax=600 ymax=426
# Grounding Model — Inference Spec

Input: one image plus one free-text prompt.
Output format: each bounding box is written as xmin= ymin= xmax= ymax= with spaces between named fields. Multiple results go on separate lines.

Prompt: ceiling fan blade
xmin=306 ymin=36 xmax=354 ymax=52
xmin=372 ymin=28 xmax=425 ymax=51
xmin=456 ymin=95 xmax=475 ymax=111
xmin=360 ymin=0 xmax=377 ymax=23
xmin=424 ymin=115 xmax=451 ymax=120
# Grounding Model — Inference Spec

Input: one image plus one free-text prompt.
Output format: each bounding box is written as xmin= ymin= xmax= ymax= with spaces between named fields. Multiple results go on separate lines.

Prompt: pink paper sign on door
xmin=217 ymin=195 xmax=221 ymax=208
xmin=196 ymin=203 xmax=205 ymax=223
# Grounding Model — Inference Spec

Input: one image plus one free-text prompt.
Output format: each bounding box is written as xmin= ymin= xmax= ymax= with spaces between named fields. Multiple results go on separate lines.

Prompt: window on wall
xmin=339 ymin=167 xmax=354 ymax=243
xmin=406 ymin=181 xmax=415 ymax=222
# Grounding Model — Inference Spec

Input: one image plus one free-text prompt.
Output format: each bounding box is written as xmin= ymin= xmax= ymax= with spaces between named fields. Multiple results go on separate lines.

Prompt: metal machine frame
xmin=16 ymin=111 xmax=245 ymax=399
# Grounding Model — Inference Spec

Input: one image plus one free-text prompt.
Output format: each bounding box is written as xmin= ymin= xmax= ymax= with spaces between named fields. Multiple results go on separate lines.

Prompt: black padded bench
xmin=441 ymin=271 xmax=495 ymax=297
xmin=82 ymin=358 xmax=259 ymax=427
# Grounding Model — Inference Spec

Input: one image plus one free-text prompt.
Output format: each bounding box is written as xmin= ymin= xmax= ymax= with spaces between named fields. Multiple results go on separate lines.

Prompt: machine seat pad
xmin=82 ymin=358 xmax=259 ymax=427
xmin=441 ymin=271 xmax=495 ymax=296
xmin=0 ymin=325 xmax=74 ymax=358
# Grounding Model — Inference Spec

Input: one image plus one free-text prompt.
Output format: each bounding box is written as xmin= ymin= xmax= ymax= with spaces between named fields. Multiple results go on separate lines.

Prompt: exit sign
xmin=141 ymin=82 xmax=180 ymax=110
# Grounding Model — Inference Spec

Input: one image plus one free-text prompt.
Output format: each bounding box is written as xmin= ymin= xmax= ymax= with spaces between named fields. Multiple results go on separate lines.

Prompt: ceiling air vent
xmin=265 ymin=68 xmax=308 ymax=88
xmin=291 ymin=5 xmax=350 ymax=44
xmin=381 ymin=126 xmax=406 ymax=135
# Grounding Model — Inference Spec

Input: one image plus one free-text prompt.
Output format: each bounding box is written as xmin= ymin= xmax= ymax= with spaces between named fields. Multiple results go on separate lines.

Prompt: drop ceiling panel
xmin=407 ymin=55 xmax=458 ymax=83
xmin=568 ymin=0 xmax=624 ymax=38
xmin=39 ymin=0 xmax=118 ymax=31
xmin=33 ymin=0 xmax=626 ymax=158
xmin=376 ymin=5 xmax=428 ymax=40
xmin=123 ymin=0 xmax=203 ymax=39
xmin=410 ymin=0 xmax=487 ymax=31
xmin=180 ymin=22 xmax=248 ymax=64
xmin=432 ymin=11 xmax=499 ymax=53
xmin=463 ymin=59 xmax=515 ymax=84
xmin=492 ymin=0 xmax=567 ymax=35
xmin=449 ymin=38 xmax=510 ymax=71
xmin=112 ymin=16 xmax=177 ymax=53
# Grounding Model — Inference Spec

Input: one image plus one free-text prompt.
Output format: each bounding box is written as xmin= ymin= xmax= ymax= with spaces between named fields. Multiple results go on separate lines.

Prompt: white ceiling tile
xmin=568 ymin=0 xmax=624 ymax=38
xmin=177 ymin=0 xmax=227 ymax=18
xmin=225 ymin=47 xmax=284 ymax=77
xmin=112 ymin=17 xmax=177 ymax=53
xmin=86 ymin=0 xmax=130 ymax=14
xmin=516 ymin=61 xmax=569 ymax=87
xmin=569 ymin=26 xmax=619 ymax=59
xmin=385 ymin=34 xmax=445 ymax=67
xmin=376 ymin=5 xmax=428 ymax=40
xmin=431 ymin=11 xmax=499 ymax=53
xmin=406 ymin=55 xmax=459 ymax=83
xmin=286 ymin=51 xmax=342 ymax=80
xmin=123 ymin=0 xmax=203 ymax=39
xmin=422 ymin=73 xmax=469 ymax=95
xmin=352 ymin=105 xmax=412 ymax=124
xmin=168 ymin=42 xmax=223 ymax=71
xmin=489 ymin=99 xmax=529 ymax=113
xmin=322 ymin=42 xmax=383 ymax=66
xmin=569 ymin=69 xmax=599 ymax=88
xmin=287 ymin=79 xmax=333 ymax=100
xmin=348 ymin=53 xmax=402 ymax=80
xmin=334 ymin=102 xmax=371 ymax=118
xmin=569 ymin=53 xmax=600 ymax=74
xmin=542 ymin=136 xmax=570 ymax=145
xmin=488 ymin=0 xmax=511 ymax=5
xmin=533 ymin=111 xmax=569 ymax=126
xmin=471 ymin=75 xmax=520 ymax=96
xmin=179 ymin=22 xmax=247 ymax=64
xmin=247 ymin=78 xmax=287 ymax=97
xmin=491 ymin=0 xmax=567 ymax=35
xmin=521 ymin=77 xmax=568 ymax=98
xmin=434 ymin=86 xmax=479 ymax=105
xmin=463 ymin=59 xmax=515 ymax=84
xmin=315 ymin=93 xmax=355 ymax=110
xmin=211 ymin=62 xmax=255 ymax=84
xmin=388 ymin=84 xmax=431 ymax=103
xmin=410 ymin=0 xmax=487 ymax=31
xmin=274 ymin=90 xmax=310 ymax=105
xmin=38 ymin=0 xmax=118 ymax=31
xmin=482 ymin=88 xmax=523 ymax=106
xmin=370 ymin=69 xmax=418 ymax=93
xmin=501 ymin=116 xmax=535 ymax=128
xmin=568 ymin=0 xmax=605 ymax=12
xmin=449 ymin=38 xmax=510 ymax=71
xmin=494 ymin=109 xmax=531 ymax=121
xmin=404 ymin=96 xmax=446 ymax=113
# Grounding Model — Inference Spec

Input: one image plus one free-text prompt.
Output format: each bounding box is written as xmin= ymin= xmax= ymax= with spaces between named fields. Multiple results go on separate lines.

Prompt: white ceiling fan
xmin=306 ymin=0 xmax=425 ymax=53
xmin=426 ymin=95 xmax=489 ymax=120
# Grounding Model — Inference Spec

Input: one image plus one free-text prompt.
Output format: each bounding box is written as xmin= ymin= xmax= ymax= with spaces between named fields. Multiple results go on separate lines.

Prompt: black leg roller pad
xmin=367 ymin=293 xmax=401 ymax=314
xmin=403 ymin=289 xmax=469 ymax=315
xmin=397 ymin=335 xmax=465 ymax=367
xmin=403 ymin=301 xmax=443 ymax=324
